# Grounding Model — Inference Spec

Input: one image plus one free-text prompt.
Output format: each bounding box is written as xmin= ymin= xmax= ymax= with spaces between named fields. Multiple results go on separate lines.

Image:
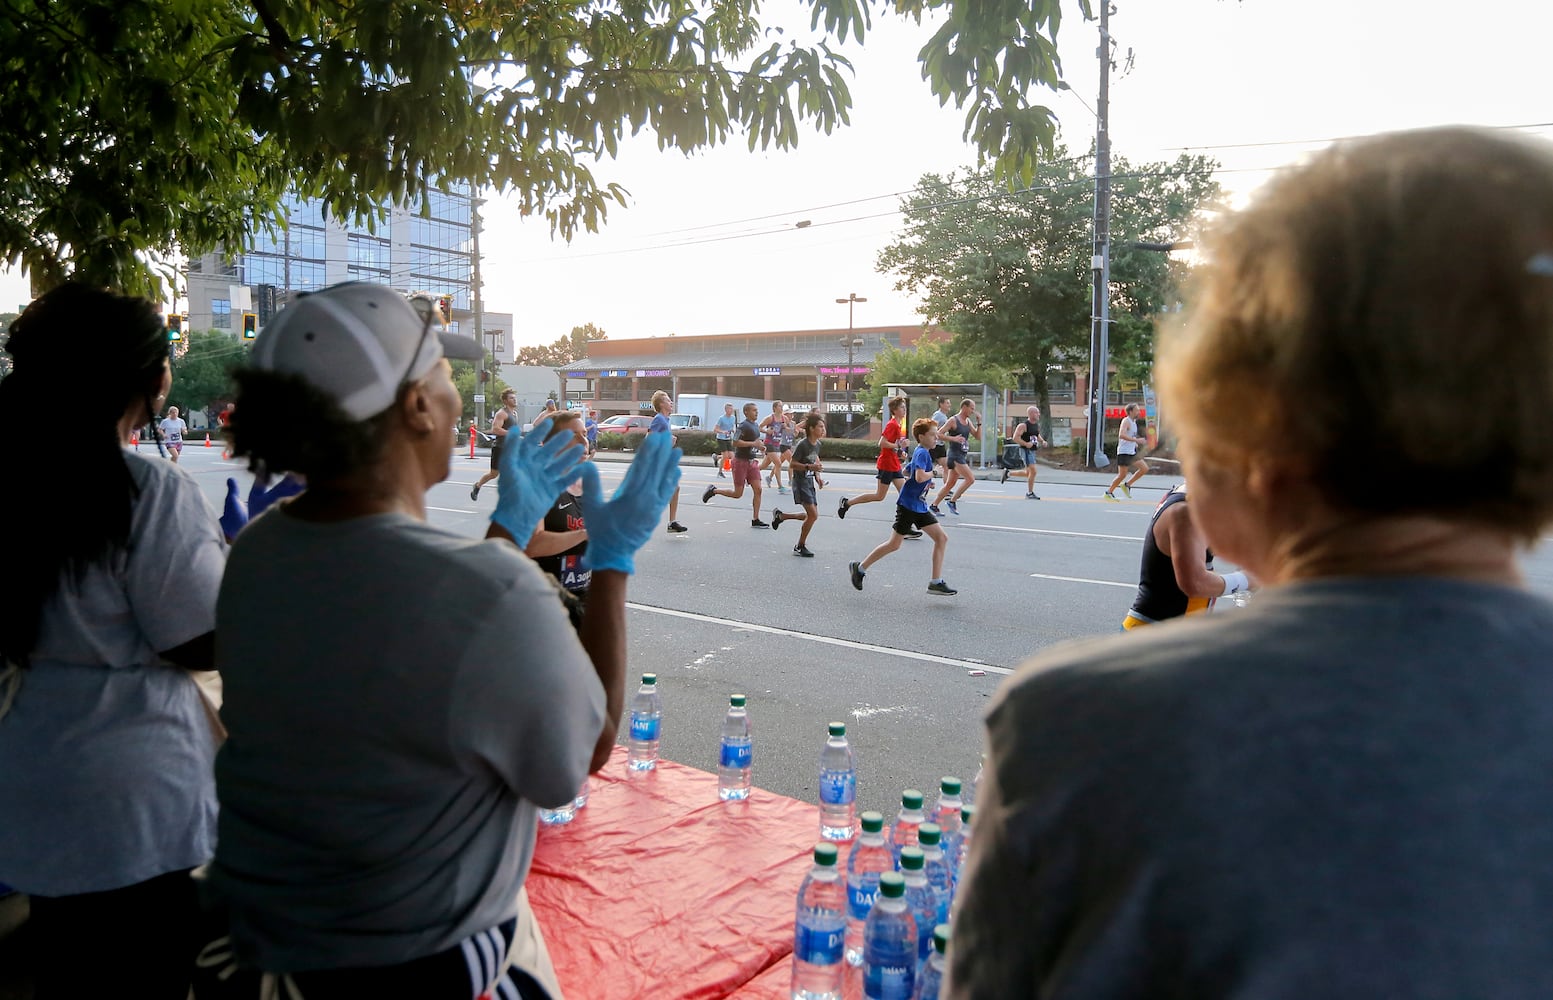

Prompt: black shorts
xmin=793 ymin=479 xmax=818 ymax=507
xmin=489 ymin=442 xmax=502 ymax=470
xmin=1117 ymin=452 xmax=1139 ymax=468
xmin=876 ymin=468 xmax=905 ymax=484
xmin=892 ymin=507 xmax=938 ymax=535
xmin=930 ymin=444 xmax=947 ymax=461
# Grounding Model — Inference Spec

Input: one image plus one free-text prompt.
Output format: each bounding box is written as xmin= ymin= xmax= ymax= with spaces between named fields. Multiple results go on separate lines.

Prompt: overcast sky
xmin=6 ymin=0 xmax=1550 ymax=349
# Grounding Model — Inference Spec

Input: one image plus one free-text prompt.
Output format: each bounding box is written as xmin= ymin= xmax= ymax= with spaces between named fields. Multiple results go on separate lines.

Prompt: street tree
xmin=516 ymin=323 xmax=607 ymax=367
xmin=452 ymin=353 xmax=510 ymax=425
xmin=169 ymin=330 xmax=248 ymax=416
xmin=2 ymin=0 xmax=1085 ymax=297
xmin=858 ymin=338 xmax=1010 ymax=414
xmin=877 ymin=148 xmax=1219 ymax=414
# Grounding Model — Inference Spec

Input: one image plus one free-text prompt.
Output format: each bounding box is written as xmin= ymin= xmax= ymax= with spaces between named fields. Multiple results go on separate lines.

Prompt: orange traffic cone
xmin=205 ymin=432 xmax=212 ymax=447
xmin=723 ymin=456 xmax=731 ymax=471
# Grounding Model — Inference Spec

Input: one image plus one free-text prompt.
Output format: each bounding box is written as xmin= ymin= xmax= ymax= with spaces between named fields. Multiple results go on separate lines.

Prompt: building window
xmin=211 ymin=298 xmax=231 ymax=329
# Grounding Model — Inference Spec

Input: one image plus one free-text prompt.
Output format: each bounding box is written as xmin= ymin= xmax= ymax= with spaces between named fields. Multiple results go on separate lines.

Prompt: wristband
xmin=1221 ymin=571 xmax=1249 ymax=596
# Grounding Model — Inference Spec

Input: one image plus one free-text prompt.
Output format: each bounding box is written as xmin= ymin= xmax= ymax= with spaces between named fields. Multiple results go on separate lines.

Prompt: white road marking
xmin=427 ymin=506 xmax=478 ymax=515
xmin=1028 ymin=572 xmax=1135 ymax=589
xmin=625 ymin=603 xmax=1015 ymax=675
xmin=956 ymin=523 xmax=1143 ymax=542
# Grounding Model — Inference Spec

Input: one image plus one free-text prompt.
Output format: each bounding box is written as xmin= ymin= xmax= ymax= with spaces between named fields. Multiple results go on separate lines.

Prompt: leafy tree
xmin=858 ymin=338 xmax=1010 ymax=414
xmin=877 ymin=148 xmax=1219 ymax=412
xmin=452 ymin=352 xmax=510 ymax=424
xmin=169 ymin=329 xmax=248 ymax=415
xmin=0 ymin=311 xmax=17 ymax=378
xmin=516 ymin=323 xmax=607 ymax=367
xmin=2 ymin=0 xmax=1083 ymax=296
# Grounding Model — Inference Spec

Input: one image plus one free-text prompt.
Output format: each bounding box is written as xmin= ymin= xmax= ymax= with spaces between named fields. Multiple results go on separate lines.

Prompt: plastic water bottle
xmin=574 ymin=777 xmax=590 ymax=811
xmin=537 ymin=798 xmax=576 ymax=825
xmin=628 ymin=673 xmax=662 ymax=771
xmin=970 ymin=756 xmax=985 ymax=804
xmin=912 ymin=924 xmax=949 ymax=1000
xmin=863 ymin=872 xmax=917 ymax=1000
xmin=718 ymin=694 xmax=752 ymax=801
xmin=845 ymin=811 xmax=894 ymax=967
xmin=916 ymin=824 xmax=953 ymax=927
xmin=929 ymin=777 xmax=964 ymax=874
xmin=888 ymin=789 xmax=925 ymax=866
xmin=790 ymin=843 xmax=846 ymax=1000
xmin=954 ymin=805 xmax=975 ymax=894
xmin=897 ymin=848 xmax=936 ymax=968
xmin=818 ymin=722 xmax=857 ymax=841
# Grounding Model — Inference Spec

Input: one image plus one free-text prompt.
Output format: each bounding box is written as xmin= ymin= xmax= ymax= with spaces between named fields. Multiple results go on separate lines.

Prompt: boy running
xmin=702 ymin=402 xmax=768 ymax=526
xmin=848 ymin=418 xmax=957 ymax=596
xmin=650 ymin=390 xmax=688 ymax=533
xmin=930 ymin=398 xmax=980 ymax=515
xmin=772 ymin=412 xmax=825 ymax=556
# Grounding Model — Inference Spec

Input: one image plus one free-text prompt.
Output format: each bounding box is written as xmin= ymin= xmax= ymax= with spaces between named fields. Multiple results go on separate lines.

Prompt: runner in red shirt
xmin=837 ymin=397 xmax=921 ymax=538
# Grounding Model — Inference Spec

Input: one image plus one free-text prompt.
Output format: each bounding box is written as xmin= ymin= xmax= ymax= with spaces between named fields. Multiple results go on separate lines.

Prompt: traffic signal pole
xmin=1085 ymin=2 xmax=1114 ymax=470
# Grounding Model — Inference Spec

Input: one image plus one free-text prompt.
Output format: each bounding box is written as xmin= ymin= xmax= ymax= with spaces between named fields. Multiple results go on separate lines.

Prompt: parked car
xmin=598 ymin=414 xmax=654 ymax=434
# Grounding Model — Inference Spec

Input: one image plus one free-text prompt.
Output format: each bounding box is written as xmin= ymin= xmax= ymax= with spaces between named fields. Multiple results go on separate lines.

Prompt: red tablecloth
xmin=527 ymin=747 xmax=824 ymax=999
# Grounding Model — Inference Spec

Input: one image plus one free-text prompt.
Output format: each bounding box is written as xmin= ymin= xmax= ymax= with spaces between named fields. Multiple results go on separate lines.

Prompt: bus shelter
xmin=882 ymin=382 xmax=1001 ymax=468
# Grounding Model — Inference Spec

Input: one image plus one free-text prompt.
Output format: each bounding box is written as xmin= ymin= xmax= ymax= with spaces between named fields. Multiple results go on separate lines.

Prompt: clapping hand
xmin=491 ymin=415 xmax=586 ymax=545
xmin=577 ymin=431 xmax=682 ymax=575
xmin=220 ymin=478 xmax=249 ymax=542
xmin=248 ymin=472 xmax=304 ymax=518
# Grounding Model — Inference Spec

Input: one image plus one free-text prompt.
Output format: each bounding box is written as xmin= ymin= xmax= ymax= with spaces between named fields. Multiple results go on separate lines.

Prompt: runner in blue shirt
xmin=713 ymin=403 xmax=737 ymax=477
xmin=848 ymin=418 xmax=957 ymax=596
xmin=650 ymin=391 xmax=687 ymax=533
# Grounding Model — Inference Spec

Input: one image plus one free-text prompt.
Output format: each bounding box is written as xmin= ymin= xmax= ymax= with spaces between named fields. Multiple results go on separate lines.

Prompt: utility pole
xmin=472 ymin=197 xmax=486 ymax=433
xmin=1085 ymin=2 xmax=1114 ymax=470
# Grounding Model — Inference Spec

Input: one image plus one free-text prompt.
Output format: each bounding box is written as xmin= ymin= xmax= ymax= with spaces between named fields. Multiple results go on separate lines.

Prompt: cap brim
xmin=437 ymin=332 xmax=486 ymax=363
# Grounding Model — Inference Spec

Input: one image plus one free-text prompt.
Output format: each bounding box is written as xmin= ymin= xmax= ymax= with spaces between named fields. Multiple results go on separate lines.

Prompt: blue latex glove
xmin=220 ymin=478 xmax=249 ymax=542
xmin=492 ymin=416 xmax=586 ymax=544
xmin=248 ymin=472 xmax=305 ymax=518
xmin=577 ymin=429 xmax=682 ymax=575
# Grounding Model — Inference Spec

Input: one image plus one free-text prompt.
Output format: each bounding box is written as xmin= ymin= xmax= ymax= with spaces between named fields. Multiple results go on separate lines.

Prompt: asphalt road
xmin=168 ymin=440 xmax=1553 ymax=827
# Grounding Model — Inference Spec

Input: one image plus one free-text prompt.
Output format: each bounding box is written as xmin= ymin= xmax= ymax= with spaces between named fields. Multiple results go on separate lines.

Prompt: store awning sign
xmin=753 ymin=366 xmax=782 ymax=376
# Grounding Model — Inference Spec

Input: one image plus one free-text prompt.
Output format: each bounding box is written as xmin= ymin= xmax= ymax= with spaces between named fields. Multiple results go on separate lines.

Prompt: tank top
xmin=1129 ymin=486 xmax=1214 ymax=621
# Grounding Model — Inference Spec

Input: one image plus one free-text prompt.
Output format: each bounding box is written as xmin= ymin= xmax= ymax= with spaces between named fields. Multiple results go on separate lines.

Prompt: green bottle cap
xmin=901 ymin=789 xmax=923 ymax=810
xmin=900 ymin=847 xmax=924 ymax=870
xmin=940 ymin=776 xmax=962 ymax=796
xmin=730 ymin=694 xmax=746 ymax=707
xmin=933 ymin=924 xmax=950 ymax=953
xmin=828 ymin=721 xmax=846 ymax=736
xmin=878 ymin=872 xmax=905 ymax=898
xmin=961 ymin=804 xmax=976 ymax=826
xmin=919 ymin=823 xmax=941 ymax=846
xmin=859 ymin=811 xmax=884 ymax=834
xmin=813 ymin=843 xmax=838 ymax=866
xmin=641 ymin=673 xmax=657 ymax=685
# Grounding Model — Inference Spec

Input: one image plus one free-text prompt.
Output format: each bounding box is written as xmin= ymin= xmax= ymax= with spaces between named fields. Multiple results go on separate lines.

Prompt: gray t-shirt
xmin=210 ymin=510 xmax=606 ymax=972
xmin=0 ymin=450 xmax=226 ymax=895
xmin=950 ymin=577 xmax=1553 ymax=999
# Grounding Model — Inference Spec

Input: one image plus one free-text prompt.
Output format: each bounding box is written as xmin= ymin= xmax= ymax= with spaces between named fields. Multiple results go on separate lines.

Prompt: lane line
xmin=953 ymin=523 xmax=1143 ymax=542
xmin=626 ymin=603 xmax=1015 ymax=675
xmin=427 ymin=506 xmax=478 ymax=515
xmin=1028 ymin=572 xmax=1134 ymax=589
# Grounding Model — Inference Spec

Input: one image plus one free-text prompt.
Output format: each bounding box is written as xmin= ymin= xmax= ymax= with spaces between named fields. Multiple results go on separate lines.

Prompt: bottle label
xmin=847 ymin=883 xmax=877 ymax=921
xmin=794 ymin=922 xmax=845 ymax=965
xmin=630 ymin=715 xmax=660 ymax=741
xmin=819 ymin=769 xmax=856 ymax=805
xmin=863 ymin=950 xmax=915 ymax=1000
xmin=719 ymin=741 xmax=752 ymax=768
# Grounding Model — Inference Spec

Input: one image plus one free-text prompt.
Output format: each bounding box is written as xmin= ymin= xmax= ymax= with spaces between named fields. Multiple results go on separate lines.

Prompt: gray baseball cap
xmin=249 ymin=282 xmax=485 ymax=420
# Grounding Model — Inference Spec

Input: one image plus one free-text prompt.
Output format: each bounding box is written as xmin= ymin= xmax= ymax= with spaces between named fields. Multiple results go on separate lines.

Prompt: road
xmin=167 ymin=440 xmax=1553 ymax=826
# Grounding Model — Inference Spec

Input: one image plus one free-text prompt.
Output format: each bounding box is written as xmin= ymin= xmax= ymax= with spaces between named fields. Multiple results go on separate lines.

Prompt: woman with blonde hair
xmin=951 ymin=128 xmax=1553 ymax=997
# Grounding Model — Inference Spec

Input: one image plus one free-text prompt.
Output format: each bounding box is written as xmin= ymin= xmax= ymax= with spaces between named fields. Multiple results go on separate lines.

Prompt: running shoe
xmin=849 ymin=561 xmax=865 ymax=591
xmin=751 ymin=518 xmax=769 ymax=528
xmin=1000 ymin=468 xmax=1009 ymax=484
xmin=470 ymin=484 xmax=480 ymax=501
xmin=1120 ymin=484 xmax=1132 ymax=499
xmin=1104 ymin=492 xmax=1119 ymax=502
xmin=905 ymin=529 xmax=924 ymax=540
xmin=1027 ymin=492 xmax=1040 ymax=500
xmin=946 ymin=500 xmax=959 ymax=516
xmin=771 ymin=511 xmax=784 ymax=530
xmin=702 ymin=485 xmax=717 ymax=504
xmin=794 ymin=545 xmax=815 ymax=558
xmin=717 ymin=470 xmax=726 ymax=478
xmin=778 ymin=486 xmax=788 ymax=494
xmin=929 ymin=504 xmax=943 ymax=516
xmin=927 ymin=580 xmax=958 ymax=596
xmin=837 ymin=497 xmax=850 ymax=520
xmin=667 ymin=522 xmax=688 ymax=533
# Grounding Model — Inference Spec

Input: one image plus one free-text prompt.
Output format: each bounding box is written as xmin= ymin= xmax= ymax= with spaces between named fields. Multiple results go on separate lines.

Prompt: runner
xmin=702 ymin=401 xmax=768 ymax=527
xmin=837 ymin=396 xmax=920 ymax=539
xmin=929 ymin=398 xmax=980 ymax=515
xmin=470 ymin=388 xmax=518 ymax=500
xmin=713 ymin=402 xmax=737 ymax=477
xmin=847 ymin=417 xmax=956 ymax=596
xmin=760 ymin=400 xmax=793 ymax=492
xmin=158 ymin=405 xmax=187 ymax=463
xmin=771 ymin=411 xmax=825 ymax=556
xmin=1121 ymin=483 xmax=1251 ymax=629
xmin=1004 ymin=404 xmax=1048 ymax=498
xmin=930 ymin=396 xmax=952 ymax=479
xmin=649 ymin=390 xmax=688 ymax=533
xmin=583 ymin=409 xmax=599 ymax=458
xmin=1105 ymin=402 xmax=1150 ymax=500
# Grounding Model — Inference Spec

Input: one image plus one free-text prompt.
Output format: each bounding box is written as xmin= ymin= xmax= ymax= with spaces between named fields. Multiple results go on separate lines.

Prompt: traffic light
xmin=242 ymin=312 xmax=258 ymax=339
xmin=165 ymin=314 xmax=183 ymax=342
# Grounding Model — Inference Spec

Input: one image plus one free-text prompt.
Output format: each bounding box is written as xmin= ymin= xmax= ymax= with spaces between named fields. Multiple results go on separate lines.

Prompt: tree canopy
xmin=877 ymin=148 xmax=1219 ymax=408
xmin=3 ymin=0 xmax=1086 ymax=298
xmin=169 ymin=329 xmax=248 ymax=415
xmin=858 ymin=337 xmax=1009 ymax=414
xmin=516 ymin=322 xmax=607 ymax=367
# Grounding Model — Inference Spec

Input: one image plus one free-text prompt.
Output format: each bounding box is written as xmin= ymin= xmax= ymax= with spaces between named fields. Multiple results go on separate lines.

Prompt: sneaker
xmin=1027 ymin=492 xmax=1040 ymax=500
xmin=778 ymin=486 xmax=788 ymax=494
xmin=667 ymin=522 xmax=688 ymax=533
xmin=837 ymin=497 xmax=850 ymax=520
xmin=771 ymin=511 xmax=784 ymax=530
xmin=1104 ymin=492 xmax=1119 ymax=502
xmin=766 ymin=473 xmax=775 ymax=486
xmin=848 ymin=561 xmax=865 ymax=591
xmin=702 ymin=485 xmax=716 ymax=504
xmin=946 ymin=500 xmax=959 ymax=516
xmin=470 ymin=484 xmax=480 ymax=501
xmin=1120 ymin=483 xmax=1133 ymax=499
xmin=717 ymin=470 xmax=726 ymax=478
xmin=751 ymin=518 xmax=769 ymax=528
xmin=794 ymin=545 xmax=815 ymax=558
xmin=1000 ymin=468 xmax=1009 ymax=484
xmin=929 ymin=504 xmax=943 ymax=517
xmin=927 ymin=580 xmax=958 ymax=596
xmin=905 ymin=529 xmax=924 ymax=540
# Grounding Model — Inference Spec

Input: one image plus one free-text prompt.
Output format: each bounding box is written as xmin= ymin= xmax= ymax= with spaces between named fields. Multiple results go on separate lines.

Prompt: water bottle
xmin=790 ymin=843 xmax=846 ymax=1000
xmin=929 ymin=777 xmax=964 ymax=876
xmin=916 ymin=824 xmax=953 ymax=927
xmin=954 ymin=805 xmax=976 ymax=893
xmin=537 ymin=798 xmax=577 ymax=825
xmin=574 ymin=776 xmax=590 ymax=811
xmin=818 ymin=722 xmax=857 ymax=841
xmin=970 ymin=756 xmax=985 ymax=804
xmin=718 ymin=694 xmax=752 ymax=801
xmin=897 ymin=848 xmax=936 ymax=968
xmin=888 ymin=789 xmax=925 ymax=866
xmin=845 ymin=811 xmax=894 ymax=967
xmin=912 ymin=925 xmax=949 ymax=1000
xmin=862 ymin=872 xmax=916 ymax=1000
xmin=628 ymin=673 xmax=662 ymax=771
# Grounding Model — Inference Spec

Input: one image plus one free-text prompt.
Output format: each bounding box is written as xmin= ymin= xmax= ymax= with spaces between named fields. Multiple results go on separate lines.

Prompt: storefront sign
xmin=818 ymin=366 xmax=870 ymax=375
xmin=566 ymin=370 xmax=587 ymax=378
xmin=599 ymin=369 xmax=630 ymax=378
xmin=753 ymin=367 xmax=782 ymax=376
xmin=825 ymin=402 xmax=867 ymax=413
xmin=635 ymin=369 xmax=671 ymax=378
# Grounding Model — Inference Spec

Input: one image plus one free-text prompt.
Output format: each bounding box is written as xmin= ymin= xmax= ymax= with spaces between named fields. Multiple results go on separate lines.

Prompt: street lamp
xmin=836 ymin=293 xmax=866 ymax=435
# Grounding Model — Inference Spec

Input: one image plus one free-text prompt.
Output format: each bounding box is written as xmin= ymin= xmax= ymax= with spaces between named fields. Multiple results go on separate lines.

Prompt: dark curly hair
xmin=226 ymin=368 xmax=392 ymax=482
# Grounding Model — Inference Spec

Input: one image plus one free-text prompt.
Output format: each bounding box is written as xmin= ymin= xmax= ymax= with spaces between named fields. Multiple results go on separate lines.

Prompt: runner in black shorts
xmin=471 ymin=390 xmax=518 ymax=500
xmin=847 ymin=417 xmax=957 ymax=596
xmin=771 ymin=412 xmax=826 ymax=556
